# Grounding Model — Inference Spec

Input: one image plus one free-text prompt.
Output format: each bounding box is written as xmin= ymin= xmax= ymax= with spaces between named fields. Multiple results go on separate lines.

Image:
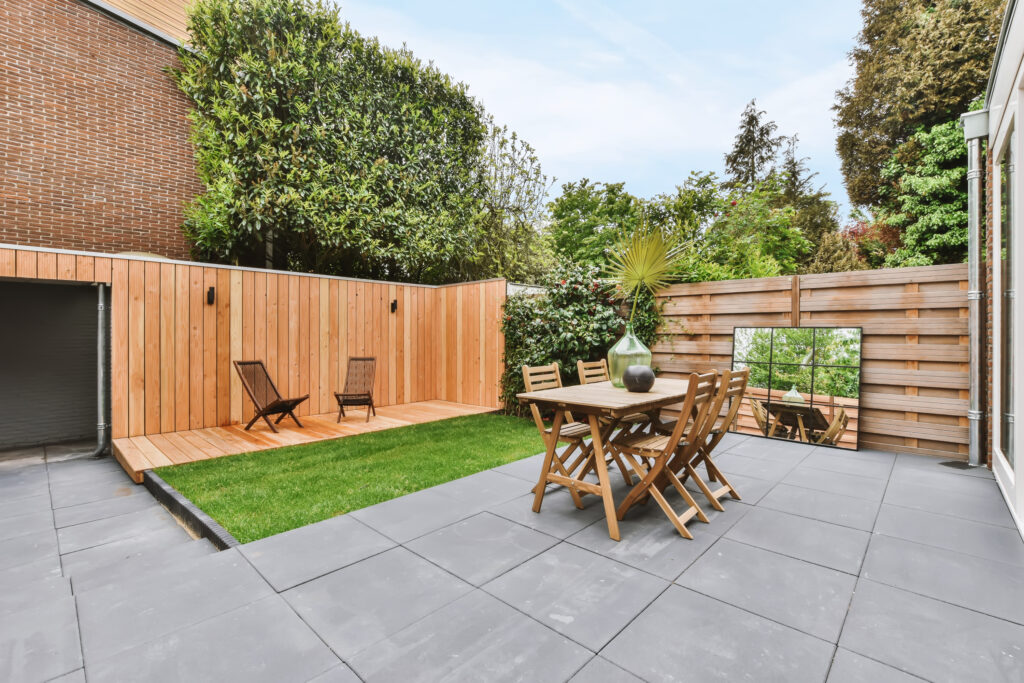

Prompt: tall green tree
xmin=545 ymin=180 xmax=641 ymax=266
xmin=175 ymin=0 xmax=505 ymax=284
xmin=881 ymin=117 xmax=970 ymax=266
xmin=834 ymin=0 xmax=1003 ymax=207
xmin=724 ymin=99 xmax=786 ymax=188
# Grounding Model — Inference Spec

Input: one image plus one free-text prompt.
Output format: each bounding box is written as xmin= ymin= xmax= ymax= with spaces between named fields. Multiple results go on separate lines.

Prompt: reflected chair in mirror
xmin=678 ymin=367 xmax=748 ymax=511
xmin=522 ymin=362 xmax=594 ymax=509
xmin=233 ymin=360 xmax=309 ymax=433
xmin=335 ymin=357 xmax=376 ymax=422
xmin=811 ymin=407 xmax=849 ymax=446
xmin=749 ymin=396 xmax=770 ymax=436
xmin=613 ymin=370 xmax=718 ymax=539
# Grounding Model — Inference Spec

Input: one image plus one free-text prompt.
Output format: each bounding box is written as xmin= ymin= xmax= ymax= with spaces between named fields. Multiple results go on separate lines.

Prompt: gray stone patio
xmin=2 ymin=434 xmax=1023 ymax=682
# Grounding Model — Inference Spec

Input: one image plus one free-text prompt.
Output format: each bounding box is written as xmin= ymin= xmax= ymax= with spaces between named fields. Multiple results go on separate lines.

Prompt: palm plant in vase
xmin=605 ymin=221 xmax=684 ymax=388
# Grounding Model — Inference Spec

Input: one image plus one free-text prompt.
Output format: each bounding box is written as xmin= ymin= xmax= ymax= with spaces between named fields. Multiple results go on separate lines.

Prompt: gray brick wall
xmin=0 ymin=281 xmax=107 ymax=450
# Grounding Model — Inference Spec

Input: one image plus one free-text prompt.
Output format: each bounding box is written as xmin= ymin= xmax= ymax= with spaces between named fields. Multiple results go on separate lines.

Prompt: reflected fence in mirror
xmin=731 ymin=327 xmax=862 ymax=450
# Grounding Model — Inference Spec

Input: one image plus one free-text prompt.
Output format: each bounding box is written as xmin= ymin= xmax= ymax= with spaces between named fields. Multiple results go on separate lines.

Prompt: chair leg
xmin=337 ymin=403 xmax=344 ymax=423
xmin=288 ymin=411 xmax=303 ymax=428
xmin=244 ymin=413 xmax=262 ymax=431
xmin=366 ymin=399 xmax=374 ymax=422
xmin=260 ymin=411 xmax=279 ymax=433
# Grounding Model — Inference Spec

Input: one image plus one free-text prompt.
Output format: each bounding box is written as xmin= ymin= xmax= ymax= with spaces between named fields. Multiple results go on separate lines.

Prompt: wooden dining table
xmin=517 ymin=378 xmax=692 ymax=541
xmin=765 ymin=402 xmax=829 ymax=442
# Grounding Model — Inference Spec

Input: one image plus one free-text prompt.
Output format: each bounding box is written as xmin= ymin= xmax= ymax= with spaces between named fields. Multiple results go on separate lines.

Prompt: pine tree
xmin=724 ymin=99 xmax=785 ymax=188
xmin=807 ymin=232 xmax=868 ymax=274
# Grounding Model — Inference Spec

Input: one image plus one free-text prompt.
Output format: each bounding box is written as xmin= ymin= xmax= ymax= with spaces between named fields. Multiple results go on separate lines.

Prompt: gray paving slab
xmin=694 ymin=469 xmax=777 ymax=504
xmin=483 ymin=542 xmax=668 ymax=651
xmin=76 ymin=548 xmax=275 ymax=664
xmin=406 ymin=511 xmax=557 ymax=586
xmin=602 ymin=585 xmax=835 ymax=683
xmin=45 ymin=457 xmax=124 ymax=484
xmin=678 ymin=538 xmax=857 ymax=642
xmin=798 ymin=451 xmax=893 ymax=479
xmin=0 ymin=554 xmax=62 ymax=590
xmin=490 ymin=452 xmax=546 ymax=483
xmin=85 ymin=596 xmax=340 ymax=683
xmin=725 ymin=506 xmax=870 ymax=574
xmin=0 ymin=492 xmax=52 ymax=519
xmin=827 ymin=648 xmax=924 ymax=683
xmin=721 ymin=435 xmax=814 ymax=460
xmin=570 ymin=656 xmax=644 ymax=682
xmin=840 ymin=579 xmax=1024 ymax=683
xmin=49 ymin=668 xmax=87 ymax=683
xmin=284 ymin=546 xmax=472 ymax=659
xmin=489 ymin=489 xmax=608 ymax=539
xmin=715 ymin=451 xmax=798 ymax=481
xmin=53 ymin=491 xmax=163 ymax=528
xmin=44 ymin=441 xmax=99 ymax=462
xmin=308 ymin=663 xmax=362 ymax=683
xmin=0 ymin=446 xmax=46 ymax=466
xmin=811 ymin=446 xmax=897 ymax=465
xmin=57 ymin=504 xmax=191 ymax=554
xmin=783 ymin=466 xmax=889 ymax=501
xmin=67 ymin=537 xmax=217 ymax=593
xmin=758 ymin=483 xmax=880 ymax=531
xmin=888 ymin=462 xmax=1002 ymax=493
xmin=428 ymin=469 xmax=534 ymax=510
xmin=873 ymin=503 xmax=1024 ymax=566
xmin=883 ymin=478 xmax=1017 ymax=528
xmin=0 ymin=527 xmax=59 ymax=571
xmin=892 ymin=452 xmax=995 ymax=478
xmin=567 ymin=498 xmax=748 ymax=580
xmin=347 ymin=589 xmax=593 ymax=683
xmin=48 ymin=474 xmax=148 ymax=510
xmin=241 ymin=514 xmax=395 ymax=591
xmin=0 ymin=508 xmax=54 ymax=542
xmin=0 ymin=574 xmax=71 ymax=617
xmin=0 ymin=595 xmax=82 ymax=683
xmin=861 ymin=534 xmax=1024 ymax=625
xmin=350 ymin=487 xmax=480 ymax=543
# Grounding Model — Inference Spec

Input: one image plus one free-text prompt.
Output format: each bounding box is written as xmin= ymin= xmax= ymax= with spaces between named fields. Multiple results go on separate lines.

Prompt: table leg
xmin=588 ymin=413 xmax=620 ymax=542
xmin=532 ymin=410 xmax=564 ymax=513
xmin=767 ymin=413 xmax=782 ymax=437
xmin=796 ymin=415 xmax=807 ymax=442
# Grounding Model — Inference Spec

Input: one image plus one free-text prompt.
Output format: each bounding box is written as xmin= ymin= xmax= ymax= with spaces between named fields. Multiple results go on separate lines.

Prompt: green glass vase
xmin=608 ymin=323 xmax=652 ymax=388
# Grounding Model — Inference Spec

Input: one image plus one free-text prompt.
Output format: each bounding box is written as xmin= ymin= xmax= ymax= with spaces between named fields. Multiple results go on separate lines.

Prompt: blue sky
xmin=339 ymin=0 xmax=863 ymax=219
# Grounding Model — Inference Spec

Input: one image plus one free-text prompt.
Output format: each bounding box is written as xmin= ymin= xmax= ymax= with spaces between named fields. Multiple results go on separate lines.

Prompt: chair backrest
xmin=343 ymin=357 xmax=376 ymax=395
xmin=703 ymin=368 xmax=750 ymax=454
xmin=522 ymin=362 xmax=574 ymax=433
xmin=233 ymin=360 xmax=281 ymax=409
xmin=749 ymin=396 xmax=769 ymax=435
xmin=817 ymin=407 xmax=849 ymax=445
xmin=663 ymin=370 xmax=718 ymax=460
xmin=577 ymin=359 xmax=609 ymax=385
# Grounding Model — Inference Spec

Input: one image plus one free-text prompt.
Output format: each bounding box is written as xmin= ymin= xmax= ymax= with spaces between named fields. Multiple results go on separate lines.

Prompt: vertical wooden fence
xmin=0 ymin=245 xmax=505 ymax=440
xmin=654 ymin=264 xmax=969 ymax=458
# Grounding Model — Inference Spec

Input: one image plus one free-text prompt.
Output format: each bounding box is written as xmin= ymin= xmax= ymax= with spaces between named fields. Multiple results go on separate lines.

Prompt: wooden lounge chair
xmin=613 ymin=370 xmax=718 ymax=539
xmin=233 ymin=360 xmax=309 ymax=433
xmin=811 ymin=407 xmax=849 ymax=445
xmin=335 ymin=357 xmax=376 ymax=422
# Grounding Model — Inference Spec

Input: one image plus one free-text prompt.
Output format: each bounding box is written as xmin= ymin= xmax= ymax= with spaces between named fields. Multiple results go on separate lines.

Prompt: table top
xmin=517 ymin=378 xmax=691 ymax=416
xmin=766 ymin=401 xmax=829 ymax=430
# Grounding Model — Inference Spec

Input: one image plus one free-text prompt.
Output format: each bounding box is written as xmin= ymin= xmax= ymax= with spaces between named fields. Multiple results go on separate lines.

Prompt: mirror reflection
xmin=732 ymin=327 xmax=861 ymax=450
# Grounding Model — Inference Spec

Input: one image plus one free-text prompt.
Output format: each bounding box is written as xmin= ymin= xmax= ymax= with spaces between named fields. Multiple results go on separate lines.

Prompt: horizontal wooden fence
xmin=654 ymin=263 xmax=969 ymax=458
xmin=0 ymin=245 xmax=505 ymax=440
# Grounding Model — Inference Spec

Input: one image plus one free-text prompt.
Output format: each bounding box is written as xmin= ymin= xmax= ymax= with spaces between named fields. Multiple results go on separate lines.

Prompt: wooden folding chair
xmin=749 ymin=396 xmax=770 ymax=436
xmin=613 ymin=371 xmax=718 ymax=539
xmin=676 ymin=367 xmax=749 ymax=511
xmin=523 ymin=363 xmax=593 ymax=508
xmin=335 ymin=357 xmax=376 ymax=422
xmin=811 ymin=407 xmax=849 ymax=445
xmin=233 ymin=360 xmax=309 ymax=433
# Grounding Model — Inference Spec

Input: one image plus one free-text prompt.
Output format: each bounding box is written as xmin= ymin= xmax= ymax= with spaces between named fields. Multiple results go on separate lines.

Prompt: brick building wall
xmin=0 ymin=0 xmax=200 ymax=259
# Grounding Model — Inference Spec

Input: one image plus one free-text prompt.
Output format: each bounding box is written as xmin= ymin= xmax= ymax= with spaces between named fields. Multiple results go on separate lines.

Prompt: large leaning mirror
xmin=731 ymin=327 xmax=861 ymax=450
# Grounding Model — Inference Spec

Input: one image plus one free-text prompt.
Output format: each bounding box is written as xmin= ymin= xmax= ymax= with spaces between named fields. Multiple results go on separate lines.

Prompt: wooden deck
xmin=112 ymin=400 xmax=494 ymax=483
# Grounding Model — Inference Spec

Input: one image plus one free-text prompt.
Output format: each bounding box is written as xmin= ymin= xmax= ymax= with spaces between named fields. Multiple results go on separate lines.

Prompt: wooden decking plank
xmin=129 ymin=436 xmax=175 ymax=469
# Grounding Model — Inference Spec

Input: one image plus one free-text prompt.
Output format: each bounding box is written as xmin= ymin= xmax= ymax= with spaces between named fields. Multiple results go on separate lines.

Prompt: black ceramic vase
xmin=622 ymin=365 xmax=655 ymax=392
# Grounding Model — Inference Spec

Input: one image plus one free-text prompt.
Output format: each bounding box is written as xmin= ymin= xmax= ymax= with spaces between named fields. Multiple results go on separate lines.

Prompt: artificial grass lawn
xmin=155 ymin=413 xmax=543 ymax=543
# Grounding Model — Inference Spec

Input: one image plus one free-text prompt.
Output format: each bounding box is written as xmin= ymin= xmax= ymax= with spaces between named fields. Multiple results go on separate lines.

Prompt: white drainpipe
xmin=962 ymin=109 xmax=989 ymax=467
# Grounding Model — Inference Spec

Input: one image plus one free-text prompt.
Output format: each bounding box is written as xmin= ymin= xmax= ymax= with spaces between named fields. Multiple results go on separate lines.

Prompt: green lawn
xmin=156 ymin=413 xmax=542 ymax=543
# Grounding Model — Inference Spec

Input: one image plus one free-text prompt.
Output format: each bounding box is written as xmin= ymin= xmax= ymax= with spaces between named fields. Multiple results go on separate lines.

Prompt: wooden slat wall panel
xmin=654 ymin=264 xmax=969 ymax=459
xmin=1 ymin=247 xmax=506 ymax=437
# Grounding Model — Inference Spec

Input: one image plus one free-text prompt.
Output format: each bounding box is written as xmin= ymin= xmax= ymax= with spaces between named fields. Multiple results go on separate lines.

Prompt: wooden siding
xmin=0 ymin=246 xmax=505 ymax=443
xmin=655 ymin=263 xmax=970 ymax=459
xmin=95 ymin=0 xmax=190 ymax=43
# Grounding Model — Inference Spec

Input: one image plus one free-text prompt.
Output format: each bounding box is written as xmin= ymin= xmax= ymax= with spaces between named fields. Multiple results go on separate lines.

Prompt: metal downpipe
xmin=89 ymin=282 xmax=109 ymax=457
xmin=963 ymin=115 xmax=986 ymax=467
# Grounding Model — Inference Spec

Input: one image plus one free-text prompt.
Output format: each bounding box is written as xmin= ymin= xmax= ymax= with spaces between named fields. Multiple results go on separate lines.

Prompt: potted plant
xmin=605 ymin=220 xmax=684 ymax=389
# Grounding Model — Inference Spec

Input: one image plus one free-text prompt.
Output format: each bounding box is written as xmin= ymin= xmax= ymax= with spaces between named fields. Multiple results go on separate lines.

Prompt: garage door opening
xmin=0 ymin=280 xmax=108 ymax=451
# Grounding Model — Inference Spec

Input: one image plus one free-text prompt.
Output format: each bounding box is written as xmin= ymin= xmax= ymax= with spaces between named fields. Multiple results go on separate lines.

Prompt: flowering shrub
xmin=499 ymin=262 xmax=660 ymax=414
